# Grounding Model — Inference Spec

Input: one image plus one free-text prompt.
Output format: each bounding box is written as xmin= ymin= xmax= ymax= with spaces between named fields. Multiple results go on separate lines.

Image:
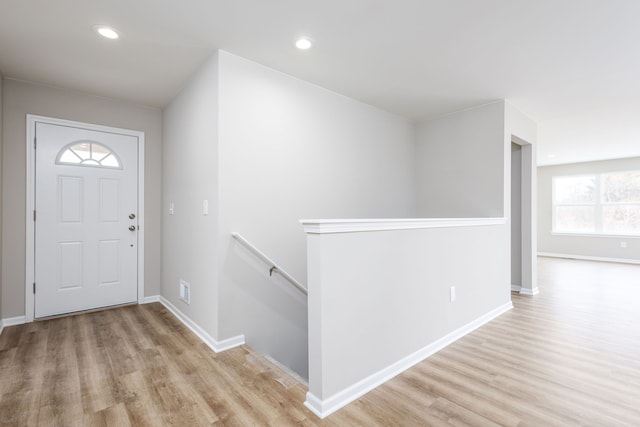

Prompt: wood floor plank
xmin=1 ymin=257 xmax=639 ymax=426
xmin=74 ymin=313 xmax=119 ymax=414
xmin=428 ymin=397 xmax=504 ymax=427
xmin=83 ymin=402 xmax=132 ymax=427
xmin=117 ymin=370 xmax=166 ymax=427
xmin=35 ymin=317 xmax=84 ymax=427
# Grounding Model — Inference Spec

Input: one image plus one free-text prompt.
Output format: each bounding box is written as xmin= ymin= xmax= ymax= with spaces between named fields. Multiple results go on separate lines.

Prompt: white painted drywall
xmin=415 ymin=101 xmax=505 ymax=217
xmin=1 ymin=79 xmax=162 ymax=319
xmin=162 ymin=53 xmax=221 ymax=338
xmin=414 ymin=100 xmax=538 ymax=293
xmin=504 ymin=101 xmax=537 ymax=149
xmin=304 ymin=220 xmax=510 ymax=414
xmin=216 ymin=51 xmax=416 ymax=378
xmin=0 ymin=74 xmax=3 ymax=323
xmin=538 ymin=157 xmax=640 ymax=262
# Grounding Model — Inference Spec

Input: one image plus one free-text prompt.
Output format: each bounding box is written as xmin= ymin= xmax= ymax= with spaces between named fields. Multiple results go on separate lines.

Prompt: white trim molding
xmin=159 ymin=296 xmax=245 ymax=353
xmin=539 ymin=252 xmax=640 ymax=265
xmin=511 ymin=285 xmax=539 ymax=295
xmin=550 ymin=232 xmax=640 ymax=239
xmin=25 ymin=115 xmax=146 ymax=322
xmin=304 ymin=301 xmax=513 ymax=419
xmin=0 ymin=316 xmax=27 ymax=336
xmin=141 ymin=295 xmax=160 ymax=304
xmin=300 ymin=217 xmax=506 ymax=234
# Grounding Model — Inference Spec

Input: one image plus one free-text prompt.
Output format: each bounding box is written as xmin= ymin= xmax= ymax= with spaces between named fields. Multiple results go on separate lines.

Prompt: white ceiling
xmin=1 ymin=0 xmax=640 ymax=166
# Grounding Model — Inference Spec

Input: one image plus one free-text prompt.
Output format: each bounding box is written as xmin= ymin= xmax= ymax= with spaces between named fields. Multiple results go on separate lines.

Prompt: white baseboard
xmin=538 ymin=252 xmax=640 ymax=265
xmin=140 ymin=295 xmax=160 ymax=304
xmin=511 ymin=285 xmax=539 ymax=296
xmin=304 ymin=301 xmax=513 ymax=419
xmin=158 ymin=296 xmax=245 ymax=353
xmin=0 ymin=315 xmax=27 ymax=336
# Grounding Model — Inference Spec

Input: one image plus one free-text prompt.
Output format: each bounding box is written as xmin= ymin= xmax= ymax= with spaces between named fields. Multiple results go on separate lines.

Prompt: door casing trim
xmin=25 ymin=114 xmax=146 ymax=322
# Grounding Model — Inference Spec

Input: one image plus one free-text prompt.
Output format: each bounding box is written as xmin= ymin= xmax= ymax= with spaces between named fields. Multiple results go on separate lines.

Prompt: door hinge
xmin=33 ymin=282 xmax=36 ymax=294
xmin=34 ymin=137 xmax=37 ymax=149
xmin=33 ymin=210 xmax=36 ymax=221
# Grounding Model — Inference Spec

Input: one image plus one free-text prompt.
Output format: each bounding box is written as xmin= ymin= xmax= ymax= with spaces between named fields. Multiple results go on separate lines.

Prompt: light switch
xmin=169 ymin=201 xmax=174 ymax=215
xmin=203 ymin=199 xmax=209 ymax=215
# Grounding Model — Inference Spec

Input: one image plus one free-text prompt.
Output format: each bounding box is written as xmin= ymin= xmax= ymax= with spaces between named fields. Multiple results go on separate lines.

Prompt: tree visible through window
xmin=601 ymin=171 xmax=640 ymax=234
xmin=553 ymin=175 xmax=596 ymax=233
xmin=553 ymin=171 xmax=640 ymax=235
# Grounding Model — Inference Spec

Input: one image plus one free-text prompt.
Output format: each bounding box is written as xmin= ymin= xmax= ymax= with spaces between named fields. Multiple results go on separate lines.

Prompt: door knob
xmin=129 ymin=225 xmax=136 ymax=231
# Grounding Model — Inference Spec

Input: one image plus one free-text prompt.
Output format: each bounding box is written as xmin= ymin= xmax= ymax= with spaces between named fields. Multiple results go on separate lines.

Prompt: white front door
xmin=34 ymin=121 xmax=139 ymax=318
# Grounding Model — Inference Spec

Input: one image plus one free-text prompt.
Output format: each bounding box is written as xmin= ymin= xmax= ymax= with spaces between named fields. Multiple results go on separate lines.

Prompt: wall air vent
xmin=179 ymin=280 xmax=191 ymax=304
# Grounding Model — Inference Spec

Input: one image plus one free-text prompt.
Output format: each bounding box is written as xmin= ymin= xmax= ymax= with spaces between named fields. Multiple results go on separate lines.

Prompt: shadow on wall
xmin=222 ymin=240 xmax=309 ymax=380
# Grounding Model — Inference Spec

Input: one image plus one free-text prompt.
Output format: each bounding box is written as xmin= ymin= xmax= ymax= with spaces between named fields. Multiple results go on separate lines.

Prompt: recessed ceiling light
xmin=93 ymin=25 xmax=119 ymax=40
xmin=295 ymin=38 xmax=312 ymax=50
xmin=547 ymin=154 xmax=557 ymax=158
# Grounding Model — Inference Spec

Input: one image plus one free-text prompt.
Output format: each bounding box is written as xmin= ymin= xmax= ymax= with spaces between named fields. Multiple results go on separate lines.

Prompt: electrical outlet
xmin=450 ymin=286 xmax=456 ymax=302
xmin=621 ymin=241 xmax=627 ymax=248
xmin=169 ymin=201 xmax=174 ymax=215
xmin=179 ymin=280 xmax=190 ymax=304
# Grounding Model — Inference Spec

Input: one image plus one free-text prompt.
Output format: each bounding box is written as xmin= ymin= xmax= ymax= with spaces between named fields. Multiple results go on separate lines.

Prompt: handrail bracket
xmin=231 ymin=232 xmax=308 ymax=296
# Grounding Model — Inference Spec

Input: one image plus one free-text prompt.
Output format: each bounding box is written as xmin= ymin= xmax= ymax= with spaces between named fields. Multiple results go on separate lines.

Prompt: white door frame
xmin=25 ymin=114 xmax=145 ymax=322
xmin=510 ymin=135 xmax=538 ymax=296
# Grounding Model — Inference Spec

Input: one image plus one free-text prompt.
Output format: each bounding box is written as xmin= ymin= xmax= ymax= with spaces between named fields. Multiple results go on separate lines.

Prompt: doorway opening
xmin=511 ymin=137 xmax=538 ymax=295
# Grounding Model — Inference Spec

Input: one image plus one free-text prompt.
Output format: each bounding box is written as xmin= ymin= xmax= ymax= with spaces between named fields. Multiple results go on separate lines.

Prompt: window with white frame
xmin=56 ymin=141 xmax=121 ymax=169
xmin=553 ymin=171 xmax=640 ymax=235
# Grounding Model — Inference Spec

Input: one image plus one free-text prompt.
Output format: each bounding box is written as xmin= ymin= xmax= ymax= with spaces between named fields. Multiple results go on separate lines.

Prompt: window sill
xmin=551 ymin=232 xmax=640 ymax=239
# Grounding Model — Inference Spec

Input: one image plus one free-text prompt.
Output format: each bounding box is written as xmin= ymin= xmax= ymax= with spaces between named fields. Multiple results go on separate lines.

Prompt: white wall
xmin=416 ymin=102 xmax=505 ymax=217
xmin=162 ymin=53 xmax=221 ymax=338
xmin=292 ymin=98 xmax=527 ymax=416
xmin=505 ymin=101 xmax=538 ymax=294
xmin=414 ymin=99 xmax=537 ymax=293
xmin=1 ymin=79 xmax=162 ymax=319
xmin=303 ymin=219 xmax=511 ymax=418
xmin=160 ymin=50 xmax=416 ymax=378
xmin=538 ymin=157 xmax=640 ymax=262
xmin=0 ymin=75 xmax=3 ymax=322
xmin=216 ymin=51 xmax=417 ymax=378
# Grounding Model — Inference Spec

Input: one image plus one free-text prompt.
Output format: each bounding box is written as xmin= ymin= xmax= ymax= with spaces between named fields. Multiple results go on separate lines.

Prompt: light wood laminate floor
xmin=1 ymin=257 xmax=639 ymax=426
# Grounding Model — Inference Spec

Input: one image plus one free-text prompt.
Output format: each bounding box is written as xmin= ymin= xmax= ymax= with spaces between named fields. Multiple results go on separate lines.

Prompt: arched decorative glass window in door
xmin=56 ymin=140 xmax=122 ymax=169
